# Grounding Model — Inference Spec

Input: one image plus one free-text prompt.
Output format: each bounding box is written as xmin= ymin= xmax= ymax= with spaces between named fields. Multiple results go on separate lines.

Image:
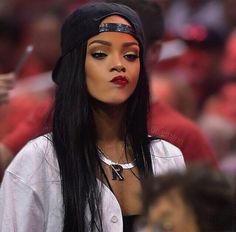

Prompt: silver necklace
xmin=97 ymin=147 xmax=136 ymax=181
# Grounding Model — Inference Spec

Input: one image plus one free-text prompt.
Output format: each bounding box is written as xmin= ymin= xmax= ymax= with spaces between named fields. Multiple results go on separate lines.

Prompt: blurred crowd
xmin=1 ymin=0 xmax=236 ymax=177
xmin=152 ymin=0 xmax=236 ymax=176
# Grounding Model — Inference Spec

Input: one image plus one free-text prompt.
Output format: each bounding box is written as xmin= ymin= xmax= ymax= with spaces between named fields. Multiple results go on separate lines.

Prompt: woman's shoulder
xmin=11 ymin=133 xmax=55 ymax=163
xmin=149 ymin=138 xmax=186 ymax=175
xmin=5 ymin=133 xmax=59 ymax=185
xmin=149 ymin=138 xmax=183 ymax=158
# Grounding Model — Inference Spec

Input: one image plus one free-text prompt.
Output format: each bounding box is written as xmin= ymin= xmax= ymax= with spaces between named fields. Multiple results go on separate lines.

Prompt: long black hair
xmin=52 ymin=16 xmax=153 ymax=232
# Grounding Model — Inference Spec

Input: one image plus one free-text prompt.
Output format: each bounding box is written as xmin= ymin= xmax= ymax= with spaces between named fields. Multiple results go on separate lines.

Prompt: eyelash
xmin=91 ymin=51 xmax=107 ymax=59
xmin=124 ymin=53 xmax=139 ymax=61
xmin=91 ymin=51 xmax=139 ymax=61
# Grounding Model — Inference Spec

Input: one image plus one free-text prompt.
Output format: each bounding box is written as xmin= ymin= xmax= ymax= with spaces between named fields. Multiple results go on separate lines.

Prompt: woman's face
xmin=85 ymin=15 xmax=140 ymax=105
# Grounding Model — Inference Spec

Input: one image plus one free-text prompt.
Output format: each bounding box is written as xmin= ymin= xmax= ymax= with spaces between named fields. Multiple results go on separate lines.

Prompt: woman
xmin=0 ymin=2 xmax=185 ymax=232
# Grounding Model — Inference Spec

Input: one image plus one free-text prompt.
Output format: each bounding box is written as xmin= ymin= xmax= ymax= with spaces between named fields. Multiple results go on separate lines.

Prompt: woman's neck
xmin=93 ymin=103 xmax=125 ymax=141
xmin=92 ymin=101 xmax=128 ymax=161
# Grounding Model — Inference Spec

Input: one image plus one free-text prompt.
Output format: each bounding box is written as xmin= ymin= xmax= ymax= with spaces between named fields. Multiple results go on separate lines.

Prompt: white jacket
xmin=0 ymin=135 xmax=185 ymax=232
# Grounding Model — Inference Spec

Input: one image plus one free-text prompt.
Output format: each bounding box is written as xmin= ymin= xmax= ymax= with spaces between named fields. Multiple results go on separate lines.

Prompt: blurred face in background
xmin=178 ymin=48 xmax=212 ymax=85
xmin=140 ymin=188 xmax=199 ymax=232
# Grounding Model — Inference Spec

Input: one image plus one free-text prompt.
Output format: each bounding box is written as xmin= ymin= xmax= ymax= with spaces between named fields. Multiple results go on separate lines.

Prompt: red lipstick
xmin=110 ymin=76 xmax=128 ymax=87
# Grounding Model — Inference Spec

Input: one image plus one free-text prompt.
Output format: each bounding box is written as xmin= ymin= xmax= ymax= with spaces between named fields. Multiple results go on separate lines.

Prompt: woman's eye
xmin=124 ymin=52 xmax=139 ymax=61
xmin=91 ymin=51 xmax=107 ymax=59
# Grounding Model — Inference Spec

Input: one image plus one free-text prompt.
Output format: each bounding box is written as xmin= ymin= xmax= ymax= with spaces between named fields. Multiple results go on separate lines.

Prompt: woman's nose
xmin=110 ymin=64 xmax=126 ymax=72
xmin=110 ymin=54 xmax=126 ymax=72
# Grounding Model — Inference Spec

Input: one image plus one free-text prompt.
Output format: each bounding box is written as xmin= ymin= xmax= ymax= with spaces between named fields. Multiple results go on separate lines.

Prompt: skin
xmin=85 ymin=15 xmax=142 ymax=215
xmin=0 ymin=143 xmax=14 ymax=181
xmin=0 ymin=73 xmax=15 ymax=105
xmin=0 ymin=72 xmax=15 ymax=180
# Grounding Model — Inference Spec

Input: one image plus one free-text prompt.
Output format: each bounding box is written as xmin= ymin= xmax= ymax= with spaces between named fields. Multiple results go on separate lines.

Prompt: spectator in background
xmin=199 ymin=30 xmax=236 ymax=176
xmin=18 ymin=10 xmax=62 ymax=79
xmin=0 ymin=11 xmax=61 ymax=179
xmin=136 ymin=166 xmax=235 ymax=232
xmin=175 ymin=24 xmax=224 ymax=112
xmin=199 ymin=80 xmax=236 ymax=176
xmin=149 ymin=72 xmax=196 ymax=119
xmin=0 ymin=10 xmax=61 ymax=132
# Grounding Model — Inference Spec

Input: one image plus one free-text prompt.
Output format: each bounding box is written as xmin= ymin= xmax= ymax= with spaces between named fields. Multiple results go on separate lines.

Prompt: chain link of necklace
xmin=97 ymin=146 xmax=141 ymax=181
xmin=97 ymin=146 xmax=136 ymax=169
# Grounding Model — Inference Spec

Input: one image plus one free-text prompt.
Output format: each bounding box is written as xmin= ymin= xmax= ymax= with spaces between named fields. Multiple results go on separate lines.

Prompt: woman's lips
xmin=110 ymin=76 xmax=128 ymax=87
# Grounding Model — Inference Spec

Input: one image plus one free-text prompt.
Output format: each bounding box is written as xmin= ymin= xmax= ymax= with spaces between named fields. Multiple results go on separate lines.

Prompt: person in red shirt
xmin=149 ymin=101 xmax=217 ymax=166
